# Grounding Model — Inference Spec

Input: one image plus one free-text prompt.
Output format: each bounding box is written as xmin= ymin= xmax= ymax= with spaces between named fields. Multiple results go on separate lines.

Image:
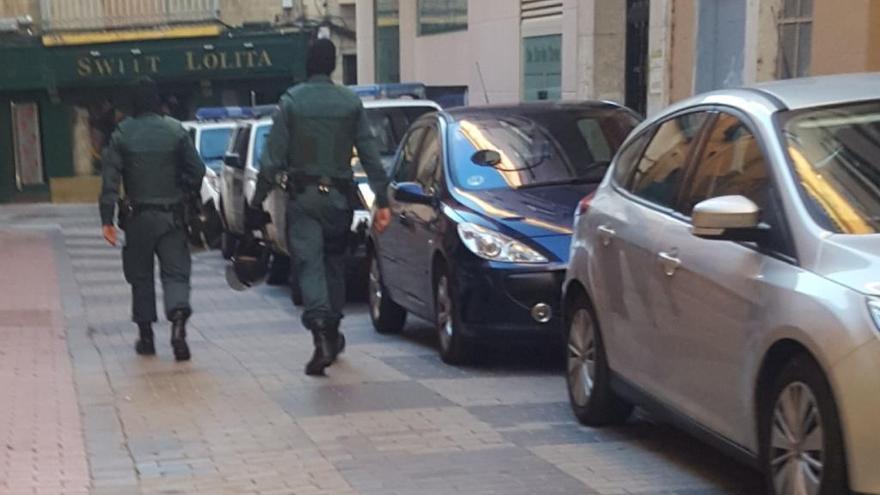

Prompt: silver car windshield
xmin=783 ymin=101 xmax=880 ymax=234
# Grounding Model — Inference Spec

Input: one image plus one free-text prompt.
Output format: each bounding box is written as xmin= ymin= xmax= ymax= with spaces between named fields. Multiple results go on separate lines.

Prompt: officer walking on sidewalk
xmin=99 ymin=78 xmax=206 ymax=361
xmin=249 ymin=39 xmax=392 ymax=376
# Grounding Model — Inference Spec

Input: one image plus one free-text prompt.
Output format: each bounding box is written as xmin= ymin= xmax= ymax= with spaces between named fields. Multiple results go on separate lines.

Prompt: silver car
xmin=563 ymin=73 xmax=880 ymax=495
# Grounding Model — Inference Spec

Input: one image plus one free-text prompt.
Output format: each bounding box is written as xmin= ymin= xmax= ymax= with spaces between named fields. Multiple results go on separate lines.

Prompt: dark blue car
xmin=367 ymin=102 xmax=640 ymax=364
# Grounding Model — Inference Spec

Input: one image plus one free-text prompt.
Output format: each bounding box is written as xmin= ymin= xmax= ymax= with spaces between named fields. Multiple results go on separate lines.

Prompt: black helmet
xmin=226 ymin=233 xmax=270 ymax=291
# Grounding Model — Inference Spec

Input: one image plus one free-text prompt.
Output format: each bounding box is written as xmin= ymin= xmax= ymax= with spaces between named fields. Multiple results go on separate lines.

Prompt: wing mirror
xmin=691 ymin=195 xmax=769 ymax=243
xmin=471 ymin=149 xmax=502 ymax=167
xmin=223 ymin=152 xmax=242 ymax=169
xmin=394 ymin=182 xmax=434 ymax=205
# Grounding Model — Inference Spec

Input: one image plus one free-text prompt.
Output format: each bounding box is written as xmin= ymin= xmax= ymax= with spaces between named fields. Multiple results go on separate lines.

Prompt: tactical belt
xmin=131 ymin=202 xmax=184 ymax=214
xmin=289 ymin=173 xmax=353 ymax=195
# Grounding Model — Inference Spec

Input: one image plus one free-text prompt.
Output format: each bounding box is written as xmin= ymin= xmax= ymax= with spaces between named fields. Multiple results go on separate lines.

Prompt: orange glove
xmin=102 ymin=225 xmax=118 ymax=247
xmin=373 ymin=207 xmax=391 ymax=234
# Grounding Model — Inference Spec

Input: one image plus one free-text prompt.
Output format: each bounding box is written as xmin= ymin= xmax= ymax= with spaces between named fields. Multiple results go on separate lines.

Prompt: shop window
xmin=522 ymin=34 xmax=562 ymax=102
xmin=418 ymin=0 xmax=467 ymax=36
xmin=777 ymin=0 xmax=813 ymax=79
xmin=375 ymin=0 xmax=400 ymax=83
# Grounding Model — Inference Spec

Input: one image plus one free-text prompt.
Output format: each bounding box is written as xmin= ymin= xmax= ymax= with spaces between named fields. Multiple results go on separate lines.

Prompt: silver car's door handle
xmin=597 ymin=225 xmax=616 ymax=246
xmin=657 ymin=251 xmax=681 ymax=276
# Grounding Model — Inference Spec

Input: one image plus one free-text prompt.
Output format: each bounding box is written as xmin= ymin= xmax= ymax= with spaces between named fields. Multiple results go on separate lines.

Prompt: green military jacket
xmin=99 ymin=113 xmax=206 ymax=225
xmin=253 ymin=75 xmax=390 ymax=208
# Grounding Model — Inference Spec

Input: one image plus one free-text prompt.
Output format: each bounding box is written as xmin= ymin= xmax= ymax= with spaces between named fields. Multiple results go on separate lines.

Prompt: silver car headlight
xmin=457 ymin=222 xmax=548 ymax=264
xmin=868 ymin=299 xmax=880 ymax=333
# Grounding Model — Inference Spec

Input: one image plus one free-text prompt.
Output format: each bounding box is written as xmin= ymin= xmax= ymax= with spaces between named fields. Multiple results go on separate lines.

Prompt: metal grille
xmin=40 ymin=0 xmax=220 ymax=31
xmin=521 ymin=0 xmax=562 ymax=20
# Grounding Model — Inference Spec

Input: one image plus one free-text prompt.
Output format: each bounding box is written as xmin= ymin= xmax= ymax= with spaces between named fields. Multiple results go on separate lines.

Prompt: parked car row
xmin=560 ymin=73 xmax=880 ymax=495
xmin=191 ymin=75 xmax=880 ymax=495
xmin=363 ymin=74 xmax=880 ymax=495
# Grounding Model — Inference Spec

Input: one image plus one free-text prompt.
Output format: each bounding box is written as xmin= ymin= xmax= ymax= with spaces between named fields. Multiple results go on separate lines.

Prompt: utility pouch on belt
xmin=116 ymin=198 xmax=133 ymax=231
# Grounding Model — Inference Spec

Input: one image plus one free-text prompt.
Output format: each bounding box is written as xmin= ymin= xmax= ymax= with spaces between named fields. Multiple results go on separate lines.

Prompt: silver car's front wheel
xmin=567 ymin=308 xmax=596 ymax=407
xmin=770 ymin=382 xmax=824 ymax=495
xmin=564 ymin=294 xmax=631 ymax=426
xmin=762 ymin=355 xmax=847 ymax=495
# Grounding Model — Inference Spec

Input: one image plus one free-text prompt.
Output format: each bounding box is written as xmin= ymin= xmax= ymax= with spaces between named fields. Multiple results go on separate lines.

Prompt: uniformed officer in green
xmin=99 ymin=78 xmax=206 ymax=361
xmin=251 ymin=39 xmax=392 ymax=376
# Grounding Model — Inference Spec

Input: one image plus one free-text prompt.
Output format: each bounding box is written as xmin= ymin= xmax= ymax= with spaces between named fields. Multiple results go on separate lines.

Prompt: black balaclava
xmin=306 ymin=38 xmax=337 ymax=77
xmin=131 ymin=77 xmax=160 ymax=116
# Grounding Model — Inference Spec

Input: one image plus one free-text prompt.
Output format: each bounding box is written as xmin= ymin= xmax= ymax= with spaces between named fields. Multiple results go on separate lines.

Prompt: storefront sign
xmin=40 ymin=32 xmax=306 ymax=88
xmin=523 ymin=34 xmax=562 ymax=102
xmin=0 ymin=30 xmax=308 ymax=92
xmin=74 ymin=48 xmax=274 ymax=79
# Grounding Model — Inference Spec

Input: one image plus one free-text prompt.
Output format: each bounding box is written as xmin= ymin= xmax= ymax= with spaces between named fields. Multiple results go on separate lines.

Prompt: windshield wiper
xmin=517 ymin=176 xmax=601 ymax=189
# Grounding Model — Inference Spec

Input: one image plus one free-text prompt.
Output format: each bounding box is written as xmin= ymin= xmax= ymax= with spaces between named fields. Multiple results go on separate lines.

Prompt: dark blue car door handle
xmin=399 ymin=212 xmax=413 ymax=227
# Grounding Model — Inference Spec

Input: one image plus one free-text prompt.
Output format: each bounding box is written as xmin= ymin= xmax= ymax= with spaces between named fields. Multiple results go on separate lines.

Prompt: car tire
xmin=204 ymin=206 xmax=223 ymax=250
xmin=267 ymin=254 xmax=290 ymax=286
xmin=434 ymin=265 xmax=474 ymax=365
xmin=566 ymin=294 xmax=632 ymax=426
xmin=346 ymin=259 xmax=370 ymax=302
xmin=760 ymin=354 xmax=848 ymax=495
xmin=368 ymin=250 xmax=406 ymax=334
xmin=221 ymin=231 xmax=237 ymax=260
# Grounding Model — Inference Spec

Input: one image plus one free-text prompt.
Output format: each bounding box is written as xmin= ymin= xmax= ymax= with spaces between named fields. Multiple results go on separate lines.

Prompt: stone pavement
xmin=0 ymin=204 xmax=764 ymax=495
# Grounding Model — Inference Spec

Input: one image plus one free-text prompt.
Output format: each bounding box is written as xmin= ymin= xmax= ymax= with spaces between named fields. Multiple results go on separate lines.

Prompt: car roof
xmin=750 ymin=72 xmax=880 ymax=110
xmin=182 ymin=121 xmax=239 ymax=130
xmin=649 ymin=73 xmax=880 ymax=128
xmin=363 ymin=99 xmax=442 ymax=110
xmin=441 ymin=100 xmax=633 ymax=122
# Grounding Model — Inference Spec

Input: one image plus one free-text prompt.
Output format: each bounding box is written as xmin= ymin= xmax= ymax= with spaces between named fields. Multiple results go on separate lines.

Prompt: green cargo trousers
xmin=122 ymin=209 xmax=192 ymax=323
xmin=286 ymin=187 xmax=353 ymax=328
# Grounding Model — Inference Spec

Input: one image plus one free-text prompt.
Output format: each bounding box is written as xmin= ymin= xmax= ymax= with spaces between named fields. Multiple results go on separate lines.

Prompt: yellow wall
xmin=0 ymin=0 xmax=38 ymax=18
xmin=811 ymin=0 xmax=876 ymax=74
xmin=669 ymin=0 xmax=696 ymax=103
xmin=868 ymin=0 xmax=880 ymax=71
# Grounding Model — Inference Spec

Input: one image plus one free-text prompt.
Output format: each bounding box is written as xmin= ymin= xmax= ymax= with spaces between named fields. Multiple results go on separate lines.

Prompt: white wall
xmin=646 ymin=0 xmax=672 ymax=115
xmin=466 ymin=0 xmax=521 ymax=104
xmin=356 ymin=0 xmax=375 ymax=84
xmin=571 ymin=0 xmax=626 ymax=102
xmin=358 ymin=0 xmax=520 ymax=103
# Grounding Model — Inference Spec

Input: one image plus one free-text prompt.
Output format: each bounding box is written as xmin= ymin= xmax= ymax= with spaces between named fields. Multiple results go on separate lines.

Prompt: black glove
xmin=245 ymin=205 xmax=271 ymax=230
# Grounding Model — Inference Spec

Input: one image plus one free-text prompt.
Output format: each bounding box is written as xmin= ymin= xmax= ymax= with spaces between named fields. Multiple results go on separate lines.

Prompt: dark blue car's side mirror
xmin=394 ymin=182 xmax=434 ymax=205
xmin=223 ymin=152 xmax=242 ymax=169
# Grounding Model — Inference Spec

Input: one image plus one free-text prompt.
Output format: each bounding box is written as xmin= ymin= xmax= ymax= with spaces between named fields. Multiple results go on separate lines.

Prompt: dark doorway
xmin=343 ymin=54 xmax=358 ymax=86
xmin=625 ymin=0 xmax=649 ymax=116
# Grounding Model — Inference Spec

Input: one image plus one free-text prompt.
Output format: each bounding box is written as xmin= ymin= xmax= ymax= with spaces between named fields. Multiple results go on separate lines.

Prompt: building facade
xmin=356 ymin=0 xmax=880 ymax=114
xmin=0 ymin=0 xmax=357 ymax=203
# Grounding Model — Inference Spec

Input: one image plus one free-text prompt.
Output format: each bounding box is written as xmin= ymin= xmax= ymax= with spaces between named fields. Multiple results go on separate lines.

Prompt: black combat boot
xmin=305 ymin=329 xmax=328 ymax=376
xmin=328 ymin=319 xmax=346 ymax=364
xmin=170 ymin=310 xmax=191 ymax=362
xmin=304 ymin=318 xmax=347 ymax=376
xmin=135 ymin=322 xmax=155 ymax=356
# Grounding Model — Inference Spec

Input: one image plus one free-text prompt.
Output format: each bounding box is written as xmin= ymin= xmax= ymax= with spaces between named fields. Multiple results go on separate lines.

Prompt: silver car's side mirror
xmin=692 ymin=195 xmax=767 ymax=243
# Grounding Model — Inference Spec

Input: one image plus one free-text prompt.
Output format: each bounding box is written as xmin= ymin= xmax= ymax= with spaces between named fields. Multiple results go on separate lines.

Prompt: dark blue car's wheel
xmin=434 ymin=267 xmax=473 ymax=365
xmin=221 ymin=231 xmax=237 ymax=260
xmin=369 ymin=250 xmax=406 ymax=334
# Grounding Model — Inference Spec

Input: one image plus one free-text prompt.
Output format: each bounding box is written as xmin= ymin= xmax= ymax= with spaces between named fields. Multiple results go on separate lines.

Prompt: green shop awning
xmin=0 ymin=29 xmax=310 ymax=92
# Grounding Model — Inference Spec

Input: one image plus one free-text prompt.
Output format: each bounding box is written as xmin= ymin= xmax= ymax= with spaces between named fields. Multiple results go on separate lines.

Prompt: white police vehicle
xmin=218 ymin=97 xmax=442 ymax=301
